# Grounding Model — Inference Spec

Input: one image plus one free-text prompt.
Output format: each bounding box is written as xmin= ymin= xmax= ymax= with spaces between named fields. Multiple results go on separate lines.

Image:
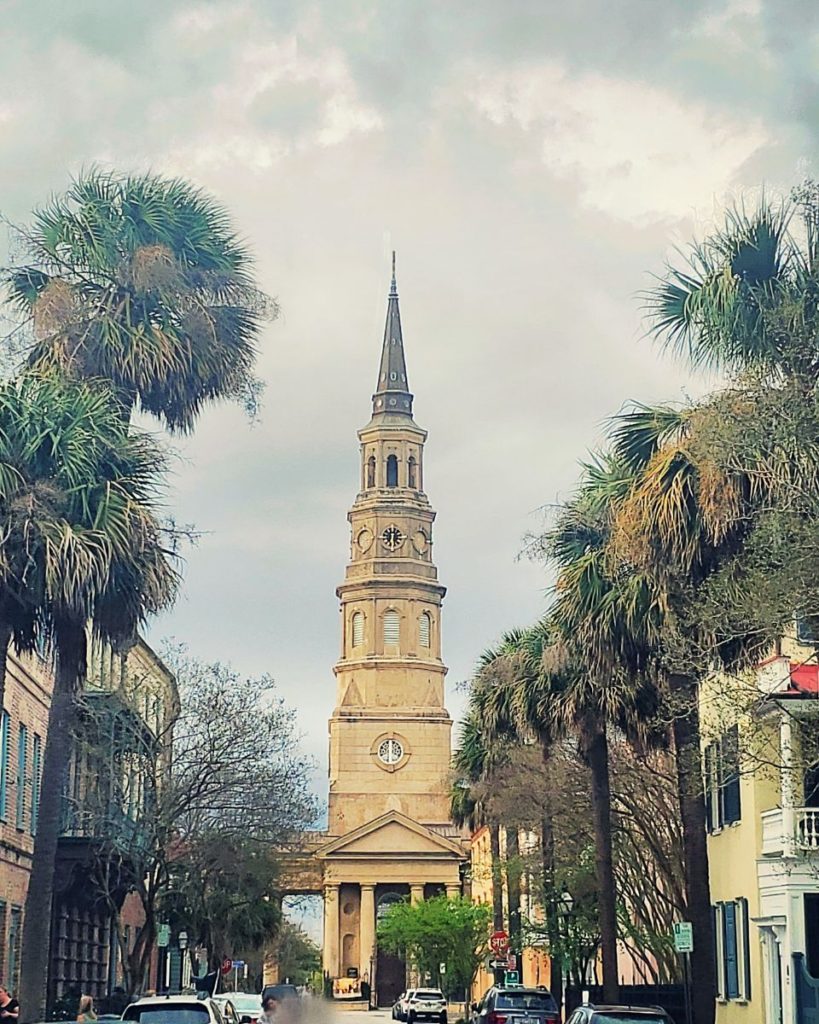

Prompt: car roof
xmin=586 ymin=1008 xmax=667 ymax=1015
xmin=129 ymin=997 xmax=214 ymax=1005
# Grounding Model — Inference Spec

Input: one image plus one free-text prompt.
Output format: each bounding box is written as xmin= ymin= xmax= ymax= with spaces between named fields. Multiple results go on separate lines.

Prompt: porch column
xmin=410 ymin=884 xmax=425 ymax=904
xmin=360 ymin=885 xmax=376 ymax=980
xmin=446 ymin=884 xmax=460 ymax=900
xmin=323 ymin=884 xmax=340 ymax=979
xmin=780 ymin=712 xmax=796 ymax=857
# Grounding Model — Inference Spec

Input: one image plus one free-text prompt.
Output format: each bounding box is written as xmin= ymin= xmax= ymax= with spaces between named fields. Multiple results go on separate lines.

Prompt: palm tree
xmin=6 ymin=169 xmax=271 ymax=432
xmin=0 ymin=372 xmax=178 ymax=1022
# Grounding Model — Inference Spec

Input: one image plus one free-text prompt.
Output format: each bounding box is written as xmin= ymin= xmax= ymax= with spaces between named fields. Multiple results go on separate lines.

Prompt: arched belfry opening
xmin=386 ymin=454 xmax=398 ymax=487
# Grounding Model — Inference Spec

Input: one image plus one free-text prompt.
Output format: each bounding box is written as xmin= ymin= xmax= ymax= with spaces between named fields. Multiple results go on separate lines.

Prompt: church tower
xmin=317 ymin=260 xmax=464 ymax=1004
xmin=328 ymin=256 xmax=452 ymax=834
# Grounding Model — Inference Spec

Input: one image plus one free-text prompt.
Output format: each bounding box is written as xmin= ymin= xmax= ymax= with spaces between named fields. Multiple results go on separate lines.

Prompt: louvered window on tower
xmin=384 ymin=610 xmax=400 ymax=645
xmin=352 ymin=612 xmax=364 ymax=648
xmin=419 ymin=612 xmax=431 ymax=647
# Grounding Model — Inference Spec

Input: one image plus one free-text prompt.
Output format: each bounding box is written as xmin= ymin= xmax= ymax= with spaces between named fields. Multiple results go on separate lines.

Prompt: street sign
xmin=504 ymin=971 xmax=519 ymax=985
xmin=157 ymin=924 xmax=170 ymax=949
xmin=221 ymin=958 xmax=232 ymax=975
xmin=507 ymin=954 xmax=517 ymax=970
xmin=488 ymin=959 xmax=509 ymax=969
xmin=490 ymin=930 xmax=510 ymax=955
xmin=231 ymin=960 xmax=246 ymax=969
xmin=439 ymin=963 xmax=447 ymax=975
xmin=674 ymin=921 xmax=694 ymax=953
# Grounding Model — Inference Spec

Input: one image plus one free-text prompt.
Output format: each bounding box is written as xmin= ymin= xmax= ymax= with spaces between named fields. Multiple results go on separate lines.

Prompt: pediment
xmin=317 ymin=811 xmax=463 ymax=860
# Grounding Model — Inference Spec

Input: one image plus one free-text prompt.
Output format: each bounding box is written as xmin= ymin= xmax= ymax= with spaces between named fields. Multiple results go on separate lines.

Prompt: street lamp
xmin=178 ymin=931 xmax=189 ymax=951
xmin=556 ymin=893 xmax=573 ymax=1017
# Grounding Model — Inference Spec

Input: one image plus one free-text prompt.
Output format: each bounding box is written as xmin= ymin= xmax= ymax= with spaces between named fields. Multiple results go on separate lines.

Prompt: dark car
xmin=471 ymin=987 xmax=559 ymax=1024
xmin=260 ymin=986 xmax=299 ymax=1005
xmin=566 ymin=1007 xmax=674 ymax=1024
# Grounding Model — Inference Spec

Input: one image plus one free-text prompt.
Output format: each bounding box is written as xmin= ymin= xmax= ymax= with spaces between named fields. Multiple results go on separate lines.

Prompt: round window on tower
xmin=378 ymin=738 xmax=403 ymax=765
xmin=371 ymin=732 xmax=411 ymax=773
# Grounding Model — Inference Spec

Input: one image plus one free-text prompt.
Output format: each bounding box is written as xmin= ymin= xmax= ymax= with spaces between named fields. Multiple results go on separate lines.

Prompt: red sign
xmin=490 ymin=930 xmax=509 ymax=955
xmin=507 ymin=954 xmax=517 ymax=970
xmin=221 ymin=958 xmax=232 ymax=975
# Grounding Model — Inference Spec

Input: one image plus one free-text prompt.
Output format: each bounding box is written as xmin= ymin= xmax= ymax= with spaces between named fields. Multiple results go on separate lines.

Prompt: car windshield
xmin=415 ymin=992 xmax=443 ymax=1000
xmin=592 ymin=1016 xmax=667 ymax=1024
xmin=496 ymin=993 xmax=558 ymax=1012
xmin=220 ymin=998 xmax=259 ymax=1013
xmin=124 ymin=1006 xmax=211 ymax=1024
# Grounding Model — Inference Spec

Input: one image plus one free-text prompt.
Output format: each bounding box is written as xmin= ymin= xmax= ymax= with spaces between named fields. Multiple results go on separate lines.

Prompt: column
xmin=410 ymin=884 xmax=425 ymax=904
xmin=780 ymin=712 xmax=795 ymax=857
xmin=360 ymin=885 xmax=376 ymax=979
xmin=323 ymin=884 xmax=340 ymax=979
xmin=446 ymin=884 xmax=460 ymax=900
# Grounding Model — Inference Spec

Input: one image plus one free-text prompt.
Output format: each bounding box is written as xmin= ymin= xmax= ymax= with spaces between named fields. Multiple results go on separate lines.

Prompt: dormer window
xmin=386 ymin=454 xmax=398 ymax=487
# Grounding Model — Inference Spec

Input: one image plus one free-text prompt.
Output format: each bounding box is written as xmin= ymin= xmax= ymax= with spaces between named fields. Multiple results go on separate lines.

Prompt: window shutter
xmin=384 ymin=610 xmax=400 ymax=645
xmin=714 ymin=904 xmax=726 ymax=999
xmin=419 ymin=613 xmax=431 ymax=648
xmin=739 ymin=897 xmax=751 ymax=999
xmin=15 ymin=725 xmax=27 ymax=830
xmin=31 ymin=734 xmax=41 ymax=836
xmin=0 ymin=712 xmax=10 ymax=821
xmin=724 ymin=901 xmax=740 ymax=999
xmin=352 ymin=612 xmax=364 ymax=648
xmin=704 ymin=744 xmax=716 ymax=832
xmin=722 ymin=726 xmax=742 ymax=825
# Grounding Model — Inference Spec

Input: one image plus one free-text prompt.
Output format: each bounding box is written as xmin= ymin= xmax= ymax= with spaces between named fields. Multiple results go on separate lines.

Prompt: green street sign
xmin=504 ymin=971 xmax=519 ymax=985
xmin=157 ymin=924 xmax=171 ymax=949
xmin=673 ymin=921 xmax=694 ymax=953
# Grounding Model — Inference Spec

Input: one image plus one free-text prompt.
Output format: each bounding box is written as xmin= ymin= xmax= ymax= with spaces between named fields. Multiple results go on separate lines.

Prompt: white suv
xmin=407 ymin=989 xmax=447 ymax=1024
xmin=123 ymin=995 xmax=227 ymax=1024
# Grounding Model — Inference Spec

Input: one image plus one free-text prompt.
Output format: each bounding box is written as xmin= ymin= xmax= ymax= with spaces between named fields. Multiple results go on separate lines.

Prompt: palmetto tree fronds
xmin=6 ymin=170 xmax=272 ymax=432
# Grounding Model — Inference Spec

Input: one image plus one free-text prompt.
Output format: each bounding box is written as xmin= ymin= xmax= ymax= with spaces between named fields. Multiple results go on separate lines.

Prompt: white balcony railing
xmin=761 ymin=807 xmax=819 ymax=856
xmin=795 ymin=808 xmax=819 ymax=851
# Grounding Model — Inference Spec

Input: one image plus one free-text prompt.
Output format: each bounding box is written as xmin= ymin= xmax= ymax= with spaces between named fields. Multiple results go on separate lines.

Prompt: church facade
xmin=315 ymin=261 xmax=467 ymax=1004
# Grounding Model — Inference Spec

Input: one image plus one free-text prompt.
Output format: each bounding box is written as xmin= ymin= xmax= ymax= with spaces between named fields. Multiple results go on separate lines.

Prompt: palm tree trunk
xmin=585 ymin=721 xmax=619 ymax=1004
xmin=505 ymin=826 xmax=522 ymax=963
xmin=669 ymin=673 xmax=715 ymax=1024
xmin=19 ymin=623 xmax=86 ymax=1023
xmin=539 ymin=749 xmax=563 ymax=1004
xmin=490 ymin=823 xmax=504 ymax=930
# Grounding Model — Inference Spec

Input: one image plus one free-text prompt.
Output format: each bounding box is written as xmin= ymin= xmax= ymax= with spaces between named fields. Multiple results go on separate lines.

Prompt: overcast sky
xmin=1 ymin=0 xmax=816 ymax=804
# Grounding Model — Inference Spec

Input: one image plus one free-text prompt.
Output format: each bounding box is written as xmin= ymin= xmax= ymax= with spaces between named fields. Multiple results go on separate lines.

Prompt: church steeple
xmin=372 ymin=252 xmax=414 ymax=418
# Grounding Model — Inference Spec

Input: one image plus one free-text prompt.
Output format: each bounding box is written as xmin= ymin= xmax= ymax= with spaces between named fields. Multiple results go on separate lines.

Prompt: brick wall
xmin=0 ymin=650 xmax=52 ymax=992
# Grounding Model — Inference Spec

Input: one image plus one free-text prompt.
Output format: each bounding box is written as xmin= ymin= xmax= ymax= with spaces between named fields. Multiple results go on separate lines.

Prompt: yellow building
xmin=701 ymin=629 xmax=819 ymax=1024
xmin=315 ymin=259 xmax=467 ymax=1005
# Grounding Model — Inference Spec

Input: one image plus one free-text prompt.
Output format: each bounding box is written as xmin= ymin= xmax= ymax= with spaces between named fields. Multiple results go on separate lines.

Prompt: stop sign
xmin=490 ymin=930 xmax=509 ymax=955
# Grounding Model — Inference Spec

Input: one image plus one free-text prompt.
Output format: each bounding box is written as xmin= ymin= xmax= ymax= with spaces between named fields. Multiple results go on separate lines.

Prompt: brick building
xmin=0 ymin=649 xmax=52 ymax=993
xmin=0 ymin=637 xmax=176 ymax=1008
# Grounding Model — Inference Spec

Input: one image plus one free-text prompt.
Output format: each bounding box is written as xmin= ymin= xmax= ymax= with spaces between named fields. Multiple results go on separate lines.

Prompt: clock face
xmin=412 ymin=530 xmax=428 ymax=555
xmin=382 ymin=525 xmax=404 ymax=551
xmin=378 ymin=738 xmax=404 ymax=765
xmin=356 ymin=528 xmax=373 ymax=552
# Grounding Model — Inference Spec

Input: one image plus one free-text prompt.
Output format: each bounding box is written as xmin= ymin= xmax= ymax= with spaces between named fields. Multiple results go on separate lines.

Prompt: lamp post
xmin=556 ymin=892 xmax=574 ymax=1019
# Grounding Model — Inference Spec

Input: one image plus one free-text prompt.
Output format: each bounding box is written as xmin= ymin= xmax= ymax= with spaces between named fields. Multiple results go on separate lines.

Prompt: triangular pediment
xmin=317 ymin=811 xmax=464 ymax=860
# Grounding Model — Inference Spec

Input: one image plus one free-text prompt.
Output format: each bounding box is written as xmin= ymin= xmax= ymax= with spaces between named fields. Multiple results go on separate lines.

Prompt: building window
xmin=714 ymin=899 xmax=751 ymax=1001
xmin=383 ymin=610 xmax=400 ymax=646
xmin=31 ymin=734 xmax=41 ymax=836
xmin=408 ymin=456 xmax=417 ymax=489
xmin=386 ymin=455 xmax=398 ymax=487
xmin=367 ymin=455 xmax=376 ymax=488
xmin=7 ymin=907 xmax=21 ymax=993
xmin=15 ymin=725 xmax=27 ymax=830
xmin=0 ymin=712 xmax=10 ymax=821
xmin=705 ymin=725 xmax=741 ymax=832
xmin=352 ymin=612 xmax=365 ymax=648
xmin=419 ymin=612 xmax=431 ymax=648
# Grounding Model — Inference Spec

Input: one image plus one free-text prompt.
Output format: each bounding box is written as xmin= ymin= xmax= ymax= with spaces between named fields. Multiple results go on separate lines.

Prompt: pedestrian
xmin=259 ymin=996 xmax=278 ymax=1024
xmin=0 ymin=985 xmax=19 ymax=1023
xmin=77 ymin=995 xmax=98 ymax=1022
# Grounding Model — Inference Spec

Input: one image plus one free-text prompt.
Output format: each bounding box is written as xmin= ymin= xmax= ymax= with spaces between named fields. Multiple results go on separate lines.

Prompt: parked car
xmin=393 ymin=990 xmax=416 ymax=1021
xmin=123 ymin=995 xmax=227 ymax=1024
xmin=565 ymin=1007 xmax=674 ymax=1024
xmin=214 ymin=995 xmax=260 ymax=1024
xmin=471 ymin=987 xmax=559 ymax=1024
xmin=406 ymin=989 xmax=447 ymax=1024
